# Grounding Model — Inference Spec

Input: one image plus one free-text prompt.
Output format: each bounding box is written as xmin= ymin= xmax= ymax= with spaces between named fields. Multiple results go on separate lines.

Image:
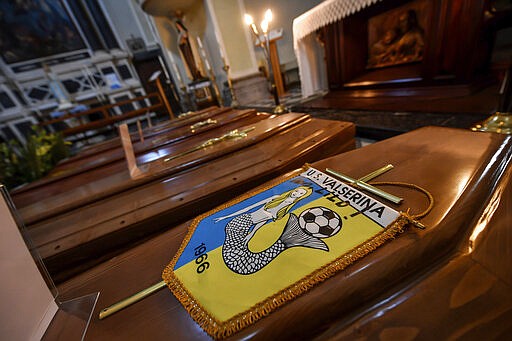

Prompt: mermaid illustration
xmin=214 ymin=186 xmax=328 ymax=275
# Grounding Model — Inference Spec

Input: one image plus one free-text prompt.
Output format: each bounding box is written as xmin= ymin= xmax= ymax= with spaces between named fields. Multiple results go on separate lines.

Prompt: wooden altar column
xmin=269 ymin=37 xmax=285 ymax=97
xmin=155 ymin=77 xmax=175 ymax=120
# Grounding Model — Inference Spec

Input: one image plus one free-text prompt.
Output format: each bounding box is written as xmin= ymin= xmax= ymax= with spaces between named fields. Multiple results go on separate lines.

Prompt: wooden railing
xmin=40 ymin=92 xmax=168 ymax=137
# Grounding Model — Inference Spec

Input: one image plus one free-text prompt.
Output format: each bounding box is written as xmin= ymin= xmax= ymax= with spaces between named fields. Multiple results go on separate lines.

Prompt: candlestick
xmin=244 ymin=8 xmax=286 ymax=114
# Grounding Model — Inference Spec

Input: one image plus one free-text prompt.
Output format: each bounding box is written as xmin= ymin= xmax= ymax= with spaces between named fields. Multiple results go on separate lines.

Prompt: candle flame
xmin=261 ymin=19 xmax=269 ymax=34
xmin=264 ymin=9 xmax=273 ymax=22
xmin=244 ymin=14 xmax=254 ymax=25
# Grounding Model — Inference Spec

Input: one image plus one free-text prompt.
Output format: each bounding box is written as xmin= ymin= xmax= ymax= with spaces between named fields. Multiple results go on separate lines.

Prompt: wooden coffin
xmin=17 ymin=113 xmax=355 ymax=279
xmin=49 ymin=126 xmax=512 ymax=340
xmin=14 ymin=110 xmax=282 ymax=222
xmin=52 ymin=106 xmax=234 ymax=164
xmin=12 ymin=107 xmax=260 ymax=203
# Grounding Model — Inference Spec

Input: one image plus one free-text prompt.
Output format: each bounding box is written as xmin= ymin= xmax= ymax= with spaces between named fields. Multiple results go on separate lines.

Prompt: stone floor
xmin=74 ymin=85 xmax=496 ymax=153
xmin=240 ymin=85 xmax=494 ymax=141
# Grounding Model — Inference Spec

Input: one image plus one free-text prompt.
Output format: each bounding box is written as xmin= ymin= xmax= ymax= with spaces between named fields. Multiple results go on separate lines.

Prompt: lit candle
xmin=261 ymin=19 xmax=268 ymax=34
xmin=244 ymin=14 xmax=253 ymax=26
xmin=250 ymin=23 xmax=259 ymax=35
xmin=264 ymin=9 xmax=273 ymax=23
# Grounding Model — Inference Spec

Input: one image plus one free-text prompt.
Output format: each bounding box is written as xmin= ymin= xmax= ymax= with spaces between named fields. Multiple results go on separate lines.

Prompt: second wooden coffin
xmin=18 ymin=113 xmax=356 ymax=278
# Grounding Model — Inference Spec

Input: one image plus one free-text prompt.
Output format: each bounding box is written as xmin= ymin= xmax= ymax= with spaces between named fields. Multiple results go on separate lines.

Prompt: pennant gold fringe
xmin=162 ymin=165 xmax=434 ymax=340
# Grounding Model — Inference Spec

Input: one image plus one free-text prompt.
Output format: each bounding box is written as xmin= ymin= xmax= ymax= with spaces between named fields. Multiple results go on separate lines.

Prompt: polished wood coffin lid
xmin=16 ymin=112 xmax=301 ymax=223
xmin=50 ymin=126 xmax=511 ymax=340
xmin=12 ymin=107 xmax=258 ymax=200
xmin=322 ymin=153 xmax=512 ymax=339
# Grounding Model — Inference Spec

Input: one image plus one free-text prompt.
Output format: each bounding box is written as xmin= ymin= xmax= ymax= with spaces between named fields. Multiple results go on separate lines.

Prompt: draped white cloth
xmin=293 ymin=0 xmax=382 ymax=98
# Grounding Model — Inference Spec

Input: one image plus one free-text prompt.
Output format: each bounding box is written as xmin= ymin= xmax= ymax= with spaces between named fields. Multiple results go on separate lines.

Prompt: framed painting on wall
xmin=0 ymin=0 xmax=89 ymax=71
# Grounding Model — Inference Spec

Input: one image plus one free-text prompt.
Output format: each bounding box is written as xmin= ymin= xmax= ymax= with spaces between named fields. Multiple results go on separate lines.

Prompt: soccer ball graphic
xmin=298 ymin=207 xmax=342 ymax=238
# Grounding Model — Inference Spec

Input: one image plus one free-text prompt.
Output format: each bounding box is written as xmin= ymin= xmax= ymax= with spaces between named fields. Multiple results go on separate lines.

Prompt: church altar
xmin=293 ymin=0 xmax=496 ymax=104
xmin=293 ymin=0 xmax=382 ymax=98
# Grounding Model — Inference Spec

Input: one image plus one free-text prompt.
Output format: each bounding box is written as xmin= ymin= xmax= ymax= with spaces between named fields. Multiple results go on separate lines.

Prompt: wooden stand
xmin=258 ymin=36 xmax=285 ymax=98
xmin=269 ymin=37 xmax=285 ymax=97
xmin=154 ymin=77 xmax=175 ymax=119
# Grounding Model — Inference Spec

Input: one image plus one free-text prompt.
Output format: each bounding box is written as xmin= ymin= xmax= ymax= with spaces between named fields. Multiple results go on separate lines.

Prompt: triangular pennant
xmin=163 ymin=165 xmax=410 ymax=339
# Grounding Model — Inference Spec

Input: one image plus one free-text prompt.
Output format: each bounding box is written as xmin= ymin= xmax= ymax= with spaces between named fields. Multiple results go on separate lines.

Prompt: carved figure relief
xmin=368 ymin=1 xmax=429 ymax=69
